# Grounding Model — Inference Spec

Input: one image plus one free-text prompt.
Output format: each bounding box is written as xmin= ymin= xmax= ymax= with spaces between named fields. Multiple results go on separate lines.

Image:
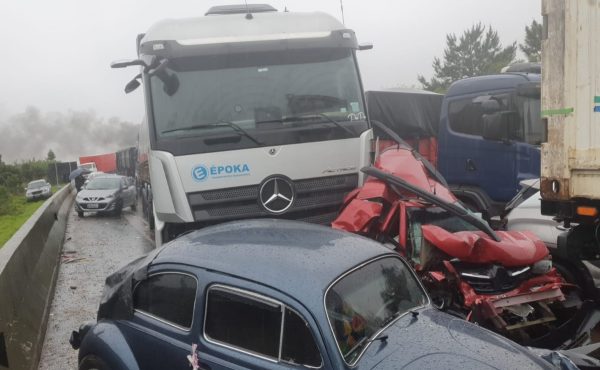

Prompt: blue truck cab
xmin=437 ymin=72 xmax=543 ymax=217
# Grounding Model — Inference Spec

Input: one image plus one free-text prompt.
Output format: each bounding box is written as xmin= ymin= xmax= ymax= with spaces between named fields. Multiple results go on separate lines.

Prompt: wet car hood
xmin=77 ymin=189 xmax=118 ymax=199
xmin=360 ymin=308 xmax=552 ymax=370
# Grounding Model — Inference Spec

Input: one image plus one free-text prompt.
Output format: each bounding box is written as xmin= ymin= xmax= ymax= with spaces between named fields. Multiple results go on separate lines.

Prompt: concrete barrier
xmin=0 ymin=186 xmax=74 ymax=370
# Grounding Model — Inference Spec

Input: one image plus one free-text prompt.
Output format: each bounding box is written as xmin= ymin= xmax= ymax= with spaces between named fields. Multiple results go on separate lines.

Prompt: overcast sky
xmin=0 ymin=0 xmax=541 ymax=123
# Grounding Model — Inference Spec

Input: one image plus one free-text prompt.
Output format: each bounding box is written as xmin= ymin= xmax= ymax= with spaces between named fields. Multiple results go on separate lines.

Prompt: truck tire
xmin=77 ymin=211 xmax=84 ymax=218
xmin=148 ymin=201 xmax=155 ymax=230
xmin=79 ymin=355 xmax=110 ymax=370
xmin=131 ymin=201 xmax=137 ymax=212
xmin=113 ymin=200 xmax=123 ymax=217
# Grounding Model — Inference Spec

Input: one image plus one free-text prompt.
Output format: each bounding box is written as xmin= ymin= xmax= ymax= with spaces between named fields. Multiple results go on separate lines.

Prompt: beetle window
xmin=205 ymin=287 xmax=322 ymax=367
xmin=205 ymin=288 xmax=282 ymax=358
xmin=281 ymin=308 xmax=322 ymax=367
xmin=133 ymin=273 xmax=197 ymax=329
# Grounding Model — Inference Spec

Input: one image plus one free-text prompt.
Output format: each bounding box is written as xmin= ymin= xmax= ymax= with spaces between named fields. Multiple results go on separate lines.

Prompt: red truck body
xmin=79 ymin=153 xmax=117 ymax=173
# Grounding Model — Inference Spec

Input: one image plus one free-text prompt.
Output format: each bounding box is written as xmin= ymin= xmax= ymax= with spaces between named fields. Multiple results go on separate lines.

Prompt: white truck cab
xmin=114 ymin=4 xmax=373 ymax=245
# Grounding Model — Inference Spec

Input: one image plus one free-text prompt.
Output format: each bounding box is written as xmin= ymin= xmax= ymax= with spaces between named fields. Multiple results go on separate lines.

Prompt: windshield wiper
xmin=257 ymin=114 xmax=355 ymax=137
xmin=161 ymin=121 xmax=263 ymax=145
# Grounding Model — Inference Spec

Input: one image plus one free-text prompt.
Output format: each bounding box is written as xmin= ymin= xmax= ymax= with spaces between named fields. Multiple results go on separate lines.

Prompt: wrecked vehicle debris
xmin=332 ymin=123 xmax=594 ymax=357
xmin=71 ymin=219 xmax=568 ymax=370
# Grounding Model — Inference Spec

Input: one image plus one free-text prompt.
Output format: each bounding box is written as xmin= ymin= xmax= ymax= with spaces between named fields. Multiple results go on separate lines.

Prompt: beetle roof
xmin=153 ymin=219 xmax=392 ymax=305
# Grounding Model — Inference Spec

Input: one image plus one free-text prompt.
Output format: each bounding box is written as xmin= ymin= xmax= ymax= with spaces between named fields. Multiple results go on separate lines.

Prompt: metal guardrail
xmin=0 ymin=185 xmax=74 ymax=370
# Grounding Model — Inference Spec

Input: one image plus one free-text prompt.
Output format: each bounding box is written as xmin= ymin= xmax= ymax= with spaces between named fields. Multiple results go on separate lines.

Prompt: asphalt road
xmin=38 ymin=203 xmax=154 ymax=370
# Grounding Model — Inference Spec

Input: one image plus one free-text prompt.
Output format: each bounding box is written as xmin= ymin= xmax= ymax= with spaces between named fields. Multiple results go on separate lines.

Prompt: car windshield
xmin=406 ymin=206 xmax=480 ymax=263
xmin=27 ymin=180 xmax=46 ymax=189
xmin=85 ymin=177 xmax=120 ymax=190
xmin=325 ymin=256 xmax=427 ymax=364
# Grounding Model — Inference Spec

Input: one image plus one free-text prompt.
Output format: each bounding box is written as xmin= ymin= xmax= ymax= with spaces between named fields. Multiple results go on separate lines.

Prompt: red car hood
xmin=421 ymin=225 xmax=549 ymax=267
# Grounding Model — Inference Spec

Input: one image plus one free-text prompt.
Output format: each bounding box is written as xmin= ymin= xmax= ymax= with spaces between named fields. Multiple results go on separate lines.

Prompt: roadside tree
xmin=418 ymin=23 xmax=516 ymax=93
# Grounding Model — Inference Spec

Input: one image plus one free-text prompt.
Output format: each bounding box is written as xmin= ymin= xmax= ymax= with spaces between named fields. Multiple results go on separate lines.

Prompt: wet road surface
xmin=38 ymin=204 xmax=154 ymax=370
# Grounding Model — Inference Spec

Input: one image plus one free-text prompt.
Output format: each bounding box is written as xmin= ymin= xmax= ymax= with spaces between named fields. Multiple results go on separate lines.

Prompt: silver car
xmin=75 ymin=175 xmax=137 ymax=217
xmin=25 ymin=179 xmax=52 ymax=201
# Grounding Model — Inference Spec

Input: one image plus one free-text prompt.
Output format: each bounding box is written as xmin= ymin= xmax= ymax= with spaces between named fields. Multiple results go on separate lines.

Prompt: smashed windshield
xmin=148 ymin=48 xmax=367 ymax=153
xmin=407 ymin=206 xmax=480 ymax=263
xmin=86 ymin=177 xmax=121 ymax=190
xmin=325 ymin=256 xmax=427 ymax=364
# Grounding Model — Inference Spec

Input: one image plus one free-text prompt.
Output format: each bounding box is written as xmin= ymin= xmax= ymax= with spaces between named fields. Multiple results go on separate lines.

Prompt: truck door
xmin=438 ymin=93 xmax=517 ymax=204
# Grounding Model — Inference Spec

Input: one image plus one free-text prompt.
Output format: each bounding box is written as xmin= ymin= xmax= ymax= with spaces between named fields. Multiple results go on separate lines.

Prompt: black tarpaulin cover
xmin=366 ymin=89 xmax=443 ymax=139
xmin=97 ymin=247 xmax=163 ymax=321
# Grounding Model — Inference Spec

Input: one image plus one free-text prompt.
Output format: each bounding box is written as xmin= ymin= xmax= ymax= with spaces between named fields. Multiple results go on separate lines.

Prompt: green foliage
xmin=0 ymin=159 xmax=53 ymax=201
xmin=418 ymin=23 xmax=517 ymax=93
xmin=0 ymin=186 xmax=10 ymax=215
xmin=0 ymin=187 xmax=59 ymax=246
xmin=520 ymin=20 xmax=542 ymax=62
xmin=47 ymin=149 xmax=56 ymax=161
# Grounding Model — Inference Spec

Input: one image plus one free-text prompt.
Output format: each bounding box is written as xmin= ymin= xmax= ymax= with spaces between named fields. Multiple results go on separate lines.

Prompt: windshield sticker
xmin=192 ymin=163 xmax=251 ymax=182
xmin=347 ymin=112 xmax=366 ymax=121
xmin=350 ymin=102 xmax=360 ymax=112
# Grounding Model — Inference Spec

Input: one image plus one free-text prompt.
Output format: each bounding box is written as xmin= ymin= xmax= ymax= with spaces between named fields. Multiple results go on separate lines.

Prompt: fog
xmin=0 ymin=0 xmax=541 ymax=161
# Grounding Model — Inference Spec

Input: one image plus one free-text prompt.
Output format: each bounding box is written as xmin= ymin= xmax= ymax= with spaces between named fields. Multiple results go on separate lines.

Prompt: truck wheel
xmin=113 ymin=200 xmax=123 ymax=217
xmin=79 ymin=355 xmax=110 ymax=370
xmin=131 ymin=201 xmax=137 ymax=212
xmin=77 ymin=211 xmax=84 ymax=218
xmin=148 ymin=201 xmax=155 ymax=230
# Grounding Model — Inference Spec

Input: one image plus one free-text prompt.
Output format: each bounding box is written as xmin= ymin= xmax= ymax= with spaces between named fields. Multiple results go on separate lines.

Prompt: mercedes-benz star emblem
xmin=259 ymin=176 xmax=295 ymax=214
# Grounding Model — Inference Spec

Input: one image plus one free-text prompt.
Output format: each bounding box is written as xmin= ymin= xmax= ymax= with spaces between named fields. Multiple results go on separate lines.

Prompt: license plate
xmin=87 ymin=203 xmax=99 ymax=209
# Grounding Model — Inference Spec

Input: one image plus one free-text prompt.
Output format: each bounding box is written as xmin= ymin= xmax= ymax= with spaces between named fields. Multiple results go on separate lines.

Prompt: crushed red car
xmin=333 ymin=122 xmax=587 ymax=350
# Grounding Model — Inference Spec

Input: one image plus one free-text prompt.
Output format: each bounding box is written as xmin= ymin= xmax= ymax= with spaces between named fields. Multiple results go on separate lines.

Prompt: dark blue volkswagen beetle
xmin=71 ymin=219 xmax=562 ymax=370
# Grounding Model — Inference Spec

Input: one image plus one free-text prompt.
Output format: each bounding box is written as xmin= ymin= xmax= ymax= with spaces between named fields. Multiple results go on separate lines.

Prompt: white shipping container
xmin=541 ymin=0 xmax=600 ymax=202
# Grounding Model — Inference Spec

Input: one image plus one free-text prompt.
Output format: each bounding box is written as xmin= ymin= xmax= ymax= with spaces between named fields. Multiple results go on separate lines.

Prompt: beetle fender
xmin=78 ymin=322 xmax=140 ymax=370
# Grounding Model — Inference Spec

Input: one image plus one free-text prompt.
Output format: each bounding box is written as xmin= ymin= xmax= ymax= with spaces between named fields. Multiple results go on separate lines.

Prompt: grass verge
xmin=0 ymin=185 xmax=62 ymax=247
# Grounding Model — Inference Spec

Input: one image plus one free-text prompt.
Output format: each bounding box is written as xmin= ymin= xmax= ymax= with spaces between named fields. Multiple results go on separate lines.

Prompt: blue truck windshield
xmin=148 ymin=48 xmax=367 ymax=155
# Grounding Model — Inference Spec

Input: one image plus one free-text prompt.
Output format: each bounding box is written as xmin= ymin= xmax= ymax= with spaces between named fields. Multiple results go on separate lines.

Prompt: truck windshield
xmin=148 ymin=48 xmax=367 ymax=155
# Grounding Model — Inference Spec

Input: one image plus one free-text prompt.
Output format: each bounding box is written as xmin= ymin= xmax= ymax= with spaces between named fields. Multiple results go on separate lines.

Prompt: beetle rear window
xmin=133 ymin=273 xmax=197 ymax=329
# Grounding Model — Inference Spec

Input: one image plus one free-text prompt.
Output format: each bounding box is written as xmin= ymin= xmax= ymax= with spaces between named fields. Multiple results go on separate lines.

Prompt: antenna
xmin=244 ymin=0 xmax=253 ymax=19
xmin=339 ymin=0 xmax=345 ymax=25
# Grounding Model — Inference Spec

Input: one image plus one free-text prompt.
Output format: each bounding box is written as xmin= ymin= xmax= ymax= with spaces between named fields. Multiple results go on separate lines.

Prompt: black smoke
xmin=0 ymin=107 xmax=139 ymax=163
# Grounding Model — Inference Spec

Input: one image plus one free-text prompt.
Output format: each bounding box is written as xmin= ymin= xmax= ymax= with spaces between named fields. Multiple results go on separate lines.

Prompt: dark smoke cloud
xmin=0 ymin=107 xmax=139 ymax=163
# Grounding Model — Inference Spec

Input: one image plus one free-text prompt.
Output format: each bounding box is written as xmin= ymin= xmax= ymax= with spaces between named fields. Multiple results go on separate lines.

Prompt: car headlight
xmin=532 ymin=259 xmax=552 ymax=275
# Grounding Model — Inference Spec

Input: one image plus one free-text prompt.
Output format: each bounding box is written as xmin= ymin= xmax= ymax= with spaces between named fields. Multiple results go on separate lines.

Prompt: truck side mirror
xmin=481 ymin=99 xmax=501 ymax=113
xmin=482 ymin=113 xmax=508 ymax=141
xmin=482 ymin=111 xmax=521 ymax=142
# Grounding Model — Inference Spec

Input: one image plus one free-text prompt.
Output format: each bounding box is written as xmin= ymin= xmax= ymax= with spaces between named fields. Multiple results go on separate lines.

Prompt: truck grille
xmin=187 ymin=174 xmax=358 ymax=225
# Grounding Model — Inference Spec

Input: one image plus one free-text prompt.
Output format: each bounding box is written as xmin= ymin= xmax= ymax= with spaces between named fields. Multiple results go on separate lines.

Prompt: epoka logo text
xmin=192 ymin=163 xmax=250 ymax=182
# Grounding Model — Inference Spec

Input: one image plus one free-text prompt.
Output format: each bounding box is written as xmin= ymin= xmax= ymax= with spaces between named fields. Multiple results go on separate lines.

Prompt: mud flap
xmin=0 ymin=332 xmax=8 ymax=368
